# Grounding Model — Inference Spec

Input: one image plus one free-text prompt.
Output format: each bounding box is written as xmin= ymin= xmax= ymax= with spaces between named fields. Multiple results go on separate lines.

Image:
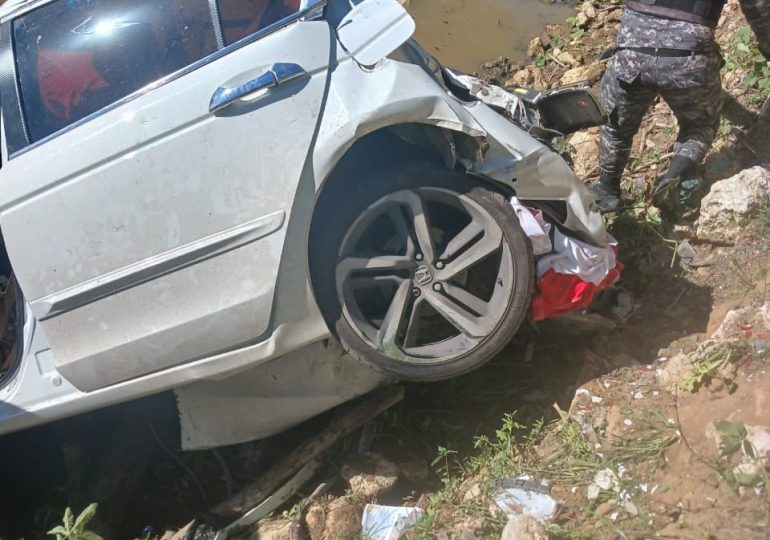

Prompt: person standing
xmin=591 ymin=0 xmax=770 ymax=215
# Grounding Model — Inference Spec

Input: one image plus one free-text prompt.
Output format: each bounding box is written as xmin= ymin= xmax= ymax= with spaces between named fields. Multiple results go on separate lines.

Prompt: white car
xmin=0 ymin=0 xmax=610 ymax=449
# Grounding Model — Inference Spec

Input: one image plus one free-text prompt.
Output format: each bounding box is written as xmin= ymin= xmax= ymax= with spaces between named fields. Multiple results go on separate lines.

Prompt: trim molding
xmin=31 ymin=210 xmax=286 ymax=320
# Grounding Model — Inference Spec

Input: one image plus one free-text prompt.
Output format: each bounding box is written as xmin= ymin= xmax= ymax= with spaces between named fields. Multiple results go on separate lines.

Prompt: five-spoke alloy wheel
xmin=313 ymin=163 xmax=533 ymax=381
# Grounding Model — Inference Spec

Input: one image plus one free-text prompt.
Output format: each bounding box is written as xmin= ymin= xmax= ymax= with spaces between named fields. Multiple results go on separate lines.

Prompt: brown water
xmin=405 ymin=0 xmax=574 ymax=72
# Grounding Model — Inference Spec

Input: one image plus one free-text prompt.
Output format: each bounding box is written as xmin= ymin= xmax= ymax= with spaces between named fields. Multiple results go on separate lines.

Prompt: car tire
xmin=312 ymin=162 xmax=534 ymax=382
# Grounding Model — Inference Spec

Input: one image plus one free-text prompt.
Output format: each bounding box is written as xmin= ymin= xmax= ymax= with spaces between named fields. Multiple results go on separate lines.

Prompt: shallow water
xmin=405 ymin=0 xmax=574 ymax=72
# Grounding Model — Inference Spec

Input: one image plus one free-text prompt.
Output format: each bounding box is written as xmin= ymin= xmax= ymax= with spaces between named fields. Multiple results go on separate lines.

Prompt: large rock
xmin=560 ymin=64 xmax=605 ymax=86
xmin=568 ymin=130 xmax=601 ymax=179
xmin=697 ymin=166 xmax=769 ymax=242
xmin=501 ymin=515 xmax=549 ymax=540
xmin=341 ymin=452 xmax=400 ymax=500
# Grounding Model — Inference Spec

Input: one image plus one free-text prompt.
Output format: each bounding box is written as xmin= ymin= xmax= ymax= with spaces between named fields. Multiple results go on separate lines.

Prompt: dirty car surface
xmin=0 ymin=0 xmax=610 ymax=449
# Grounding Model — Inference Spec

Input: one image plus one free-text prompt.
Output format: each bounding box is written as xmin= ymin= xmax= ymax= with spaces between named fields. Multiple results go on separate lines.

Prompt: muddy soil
xmin=405 ymin=0 xmax=573 ymax=72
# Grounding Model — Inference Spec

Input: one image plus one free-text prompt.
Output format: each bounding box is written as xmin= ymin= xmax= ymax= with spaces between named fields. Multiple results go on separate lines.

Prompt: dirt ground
xmin=2 ymin=0 xmax=770 ymax=539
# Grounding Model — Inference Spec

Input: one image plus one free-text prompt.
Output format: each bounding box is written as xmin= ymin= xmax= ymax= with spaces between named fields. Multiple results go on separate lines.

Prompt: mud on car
xmin=0 ymin=0 xmax=613 ymax=449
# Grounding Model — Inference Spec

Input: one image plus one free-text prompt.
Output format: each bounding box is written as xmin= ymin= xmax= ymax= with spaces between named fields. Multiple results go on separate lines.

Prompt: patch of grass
xmin=610 ymin=409 xmax=680 ymax=464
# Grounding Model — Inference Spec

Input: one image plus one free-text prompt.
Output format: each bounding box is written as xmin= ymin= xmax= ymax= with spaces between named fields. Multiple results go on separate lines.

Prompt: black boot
xmin=588 ymin=173 xmax=623 ymax=214
xmin=653 ymin=155 xmax=697 ymax=220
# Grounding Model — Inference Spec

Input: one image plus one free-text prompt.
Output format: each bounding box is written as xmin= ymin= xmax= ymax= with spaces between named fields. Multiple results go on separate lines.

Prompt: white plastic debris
xmin=586 ymin=484 xmax=601 ymax=501
xmin=361 ymin=504 xmax=425 ymax=540
xmin=593 ymin=469 xmax=620 ymax=492
xmin=493 ymin=475 xmax=558 ymax=520
xmin=640 ymin=483 xmax=649 ymax=493
xmin=623 ymin=419 xmax=633 ymax=427
xmin=609 ymin=511 xmax=619 ymax=522
xmin=591 ymin=395 xmax=604 ymax=404
xmin=510 ymin=197 xmax=553 ymax=256
xmin=633 ymin=391 xmax=644 ymax=400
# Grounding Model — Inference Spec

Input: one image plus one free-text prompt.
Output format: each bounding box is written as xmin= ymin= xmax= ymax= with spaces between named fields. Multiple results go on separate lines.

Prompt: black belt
xmin=619 ymin=46 xmax=699 ymax=57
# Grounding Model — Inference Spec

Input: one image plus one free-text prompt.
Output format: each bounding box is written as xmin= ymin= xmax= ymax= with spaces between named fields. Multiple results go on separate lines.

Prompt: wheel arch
xmin=307 ymin=122 xmax=496 ymax=311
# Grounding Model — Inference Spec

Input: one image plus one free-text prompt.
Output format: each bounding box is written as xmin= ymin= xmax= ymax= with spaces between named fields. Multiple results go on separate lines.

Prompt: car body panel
xmin=0 ymin=19 xmax=332 ymax=391
xmin=0 ymin=0 xmax=610 ymax=448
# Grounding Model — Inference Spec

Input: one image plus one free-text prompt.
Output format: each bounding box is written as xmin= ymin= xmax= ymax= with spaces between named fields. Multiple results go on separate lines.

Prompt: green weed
xmin=47 ymin=504 xmax=102 ymax=540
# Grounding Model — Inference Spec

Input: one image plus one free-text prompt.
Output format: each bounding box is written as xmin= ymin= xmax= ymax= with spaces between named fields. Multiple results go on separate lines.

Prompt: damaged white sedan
xmin=0 ymin=0 xmax=614 ymax=449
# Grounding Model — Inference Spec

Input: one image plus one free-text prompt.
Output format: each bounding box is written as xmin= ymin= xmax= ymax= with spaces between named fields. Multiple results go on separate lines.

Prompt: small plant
xmin=680 ymin=341 xmax=743 ymax=393
xmin=724 ymin=26 xmax=770 ymax=104
xmin=47 ymin=504 xmax=103 ymax=540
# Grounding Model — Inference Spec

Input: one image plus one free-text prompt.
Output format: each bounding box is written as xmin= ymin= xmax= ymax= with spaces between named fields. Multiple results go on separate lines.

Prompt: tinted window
xmin=14 ymin=0 xmax=218 ymax=143
xmin=218 ymin=0 xmax=301 ymax=45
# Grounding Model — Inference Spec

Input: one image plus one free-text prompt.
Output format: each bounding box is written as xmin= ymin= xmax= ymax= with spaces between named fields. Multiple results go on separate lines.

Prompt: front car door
xmin=0 ymin=0 xmax=330 ymax=391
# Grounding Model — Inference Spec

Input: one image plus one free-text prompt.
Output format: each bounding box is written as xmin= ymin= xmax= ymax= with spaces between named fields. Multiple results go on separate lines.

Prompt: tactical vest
xmin=626 ymin=0 xmax=726 ymax=28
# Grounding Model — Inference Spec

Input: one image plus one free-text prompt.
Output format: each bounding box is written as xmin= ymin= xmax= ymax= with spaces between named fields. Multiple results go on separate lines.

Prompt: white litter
xmin=361 ymin=505 xmax=425 ymax=540
xmin=623 ymin=419 xmax=633 ymax=427
xmin=510 ymin=197 xmax=553 ymax=256
xmin=594 ymin=469 xmax=620 ymax=492
xmin=587 ymin=484 xmax=601 ymax=501
xmin=640 ymin=483 xmax=649 ymax=493
xmin=633 ymin=391 xmax=644 ymax=400
xmin=591 ymin=395 xmax=604 ymax=404
xmin=493 ymin=475 xmax=558 ymax=520
xmin=609 ymin=511 xmax=619 ymax=522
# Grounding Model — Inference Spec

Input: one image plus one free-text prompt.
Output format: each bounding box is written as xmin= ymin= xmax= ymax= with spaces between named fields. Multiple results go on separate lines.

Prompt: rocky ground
xmin=6 ymin=1 xmax=770 ymax=539
xmin=236 ymin=1 xmax=770 ymax=538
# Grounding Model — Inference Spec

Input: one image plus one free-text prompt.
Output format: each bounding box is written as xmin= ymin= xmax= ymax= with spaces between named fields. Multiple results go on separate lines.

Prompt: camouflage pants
xmin=599 ymin=49 xmax=725 ymax=180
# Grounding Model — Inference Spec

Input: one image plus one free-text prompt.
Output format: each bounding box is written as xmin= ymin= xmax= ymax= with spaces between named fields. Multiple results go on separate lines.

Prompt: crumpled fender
xmin=311 ymin=44 xmax=608 ymax=247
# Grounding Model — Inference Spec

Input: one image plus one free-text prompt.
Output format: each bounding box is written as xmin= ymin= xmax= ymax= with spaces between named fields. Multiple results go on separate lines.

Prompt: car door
xmin=0 ymin=0 xmax=331 ymax=391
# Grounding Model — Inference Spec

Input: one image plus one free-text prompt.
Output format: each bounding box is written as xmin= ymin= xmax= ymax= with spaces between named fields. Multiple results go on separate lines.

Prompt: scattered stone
xmin=528 ymin=36 xmax=545 ymax=58
xmin=568 ymin=130 xmax=600 ymax=178
xmin=341 ymin=453 xmax=400 ymax=500
xmin=575 ymin=11 xmax=589 ymax=27
xmin=322 ymin=498 xmax=363 ymax=540
xmin=656 ymin=353 xmax=691 ymax=391
xmin=696 ymin=166 xmax=770 ymax=242
xmin=304 ymin=504 xmax=325 ymax=540
xmin=501 ymin=515 xmax=549 ymax=540
xmin=581 ymin=1 xmax=597 ymax=19
xmin=554 ymin=49 xmax=582 ymax=67
xmin=506 ymin=66 xmax=546 ymax=91
xmin=463 ymin=482 xmax=483 ymax=502
xmin=560 ymin=64 xmax=605 ymax=85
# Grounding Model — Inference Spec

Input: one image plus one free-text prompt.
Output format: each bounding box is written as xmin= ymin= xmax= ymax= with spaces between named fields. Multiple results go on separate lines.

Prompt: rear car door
xmin=0 ymin=0 xmax=330 ymax=391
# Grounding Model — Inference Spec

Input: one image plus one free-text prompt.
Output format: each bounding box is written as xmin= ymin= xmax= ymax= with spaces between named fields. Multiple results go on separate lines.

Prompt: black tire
xmin=311 ymin=162 xmax=534 ymax=382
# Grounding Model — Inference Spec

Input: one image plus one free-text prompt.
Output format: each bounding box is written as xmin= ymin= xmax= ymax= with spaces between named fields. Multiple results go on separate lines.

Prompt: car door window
xmin=13 ymin=0 xmax=218 ymax=143
xmin=217 ymin=0 xmax=301 ymax=45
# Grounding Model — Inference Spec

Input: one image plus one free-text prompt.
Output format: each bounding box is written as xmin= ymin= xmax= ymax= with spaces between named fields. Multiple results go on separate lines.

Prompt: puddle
xmin=405 ymin=0 xmax=574 ymax=73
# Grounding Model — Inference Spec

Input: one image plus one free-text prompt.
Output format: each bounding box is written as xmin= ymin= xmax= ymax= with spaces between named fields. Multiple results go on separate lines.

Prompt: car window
xmin=13 ymin=0 xmax=218 ymax=143
xmin=218 ymin=0 xmax=301 ymax=45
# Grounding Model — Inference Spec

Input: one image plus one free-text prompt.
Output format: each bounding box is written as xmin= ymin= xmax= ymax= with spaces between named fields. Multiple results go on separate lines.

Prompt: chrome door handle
xmin=209 ymin=63 xmax=307 ymax=113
